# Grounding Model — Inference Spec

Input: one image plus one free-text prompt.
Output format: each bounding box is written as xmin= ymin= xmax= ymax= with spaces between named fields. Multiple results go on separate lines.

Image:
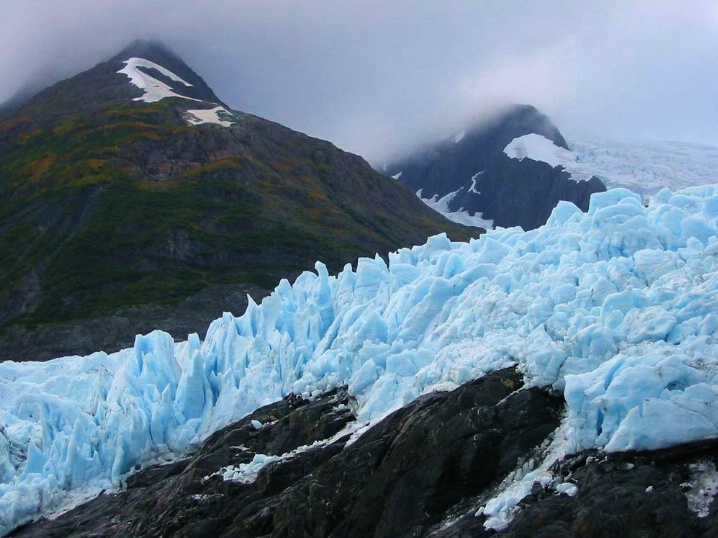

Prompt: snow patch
xmin=453 ymin=131 xmax=466 ymax=144
xmin=504 ymin=133 xmax=577 ymax=168
xmin=504 ymin=134 xmax=594 ymax=183
xmin=391 ymin=171 xmax=403 ymax=180
xmin=469 ymin=171 xmax=483 ymax=194
xmin=117 ymin=57 xmax=199 ymax=103
xmin=686 ymin=460 xmax=718 ymax=518
xmin=417 ymin=188 xmax=493 ymax=229
xmin=185 ymin=106 xmax=234 ymax=127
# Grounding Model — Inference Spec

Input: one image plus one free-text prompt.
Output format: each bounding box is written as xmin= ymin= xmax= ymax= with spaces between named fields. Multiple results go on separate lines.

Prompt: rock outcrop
xmin=8 ymin=368 xmax=718 ymax=537
xmin=9 ymin=368 xmax=561 ymax=536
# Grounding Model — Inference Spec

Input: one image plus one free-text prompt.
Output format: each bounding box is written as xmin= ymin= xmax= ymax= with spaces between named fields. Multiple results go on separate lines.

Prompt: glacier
xmin=569 ymin=137 xmax=718 ymax=197
xmin=4 ymin=185 xmax=718 ymax=533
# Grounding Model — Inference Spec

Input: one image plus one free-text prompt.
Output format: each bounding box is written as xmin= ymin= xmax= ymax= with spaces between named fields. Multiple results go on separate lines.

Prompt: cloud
xmin=1 ymin=0 xmax=716 ymax=162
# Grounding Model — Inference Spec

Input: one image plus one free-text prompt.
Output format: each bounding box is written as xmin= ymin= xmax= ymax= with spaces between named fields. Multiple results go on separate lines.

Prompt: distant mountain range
xmin=0 ymin=40 xmax=475 ymax=362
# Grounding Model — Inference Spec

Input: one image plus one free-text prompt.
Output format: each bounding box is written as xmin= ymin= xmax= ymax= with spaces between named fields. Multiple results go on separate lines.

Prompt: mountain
xmin=4 ymin=185 xmax=718 ymax=536
xmin=383 ymin=105 xmax=606 ymax=230
xmin=0 ymin=41 xmax=476 ymax=362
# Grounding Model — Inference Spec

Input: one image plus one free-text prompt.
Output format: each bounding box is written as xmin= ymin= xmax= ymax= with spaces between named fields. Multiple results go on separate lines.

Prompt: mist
xmin=1 ymin=0 xmax=717 ymax=163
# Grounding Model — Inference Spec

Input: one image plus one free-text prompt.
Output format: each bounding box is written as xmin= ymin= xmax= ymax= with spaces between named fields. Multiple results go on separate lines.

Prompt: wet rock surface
xmin=9 ymin=368 xmax=562 ymax=537
xmin=494 ymin=443 xmax=718 ymax=538
xmin=12 ymin=367 xmax=716 ymax=537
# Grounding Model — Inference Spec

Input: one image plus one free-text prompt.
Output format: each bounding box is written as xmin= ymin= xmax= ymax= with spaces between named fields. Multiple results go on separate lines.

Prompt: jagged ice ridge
xmin=3 ymin=186 xmax=718 ymax=533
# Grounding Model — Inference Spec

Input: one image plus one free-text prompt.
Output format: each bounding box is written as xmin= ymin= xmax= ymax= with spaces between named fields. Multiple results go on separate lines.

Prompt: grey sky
xmin=1 ymin=1 xmax=717 ymax=163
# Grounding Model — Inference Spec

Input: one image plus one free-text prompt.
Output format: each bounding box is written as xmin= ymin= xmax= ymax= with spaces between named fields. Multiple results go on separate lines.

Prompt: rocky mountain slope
xmin=383 ymin=105 xmax=606 ymax=230
xmin=0 ymin=41 xmax=475 ymax=362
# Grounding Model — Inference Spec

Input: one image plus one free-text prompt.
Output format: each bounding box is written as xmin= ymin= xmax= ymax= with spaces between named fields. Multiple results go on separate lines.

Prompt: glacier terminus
xmin=3 ymin=185 xmax=718 ymax=532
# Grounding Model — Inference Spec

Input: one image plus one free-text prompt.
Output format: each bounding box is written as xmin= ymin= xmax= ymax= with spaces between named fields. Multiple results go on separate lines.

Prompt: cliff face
xmin=11 ymin=369 xmax=717 ymax=537
xmin=384 ymin=104 xmax=606 ymax=230
xmin=452 ymin=156 xmax=605 ymax=231
xmin=0 ymin=42 xmax=476 ymax=361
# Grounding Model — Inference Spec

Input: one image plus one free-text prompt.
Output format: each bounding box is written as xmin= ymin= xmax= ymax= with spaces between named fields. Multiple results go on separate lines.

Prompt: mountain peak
xmin=384 ymin=104 xmax=605 ymax=230
xmin=110 ymin=40 xmax=227 ymax=107
xmin=113 ymin=39 xmax=182 ymax=64
xmin=2 ymin=41 xmax=228 ymax=121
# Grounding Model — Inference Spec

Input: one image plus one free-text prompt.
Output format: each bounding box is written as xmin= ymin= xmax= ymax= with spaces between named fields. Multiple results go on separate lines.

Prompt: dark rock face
xmin=453 ymin=157 xmax=605 ymax=231
xmin=437 ymin=442 xmax=718 ymax=538
xmin=9 ymin=368 xmax=562 ymax=537
xmin=0 ymin=282 xmax=266 ymax=362
xmin=384 ymin=104 xmax=606 ymax=230
xmin=9 ymin=368 xmax=718 ymax=537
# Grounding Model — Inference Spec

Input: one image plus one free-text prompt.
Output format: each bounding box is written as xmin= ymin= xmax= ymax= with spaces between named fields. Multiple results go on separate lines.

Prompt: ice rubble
xmin=4 ymin=185 xmax=718 ymax=532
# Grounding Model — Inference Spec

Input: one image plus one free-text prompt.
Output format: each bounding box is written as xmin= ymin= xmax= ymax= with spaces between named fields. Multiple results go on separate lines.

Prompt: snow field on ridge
xmin=117 ymin=57 xmax=197 ymax=103
xmin=117 ymin=57 xmax=235 ymax=128
xmin=3 ymin=186 xmax=718 ymax=532
xmin=503 ymin=133 xmax=594 ymax=182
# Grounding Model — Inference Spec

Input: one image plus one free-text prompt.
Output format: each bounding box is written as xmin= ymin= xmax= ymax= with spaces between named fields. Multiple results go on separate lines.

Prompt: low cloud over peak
xmin=2 ymin=0 xmax=716 ymax=162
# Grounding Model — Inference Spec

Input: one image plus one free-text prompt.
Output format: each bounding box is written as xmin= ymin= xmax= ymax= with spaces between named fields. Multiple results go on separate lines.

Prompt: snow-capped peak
xmin=117 ymin=57 xmax=199 ymax=103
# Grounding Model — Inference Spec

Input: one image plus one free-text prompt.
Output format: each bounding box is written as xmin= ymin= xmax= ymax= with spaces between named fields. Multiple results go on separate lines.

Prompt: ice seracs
xmin=5 ymin=184 xmax=718 ymax=533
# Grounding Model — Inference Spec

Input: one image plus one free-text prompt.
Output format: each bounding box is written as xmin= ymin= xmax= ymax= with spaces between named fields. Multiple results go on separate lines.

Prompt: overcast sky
xmin=1 ymin=1 xmax=717 ymax=162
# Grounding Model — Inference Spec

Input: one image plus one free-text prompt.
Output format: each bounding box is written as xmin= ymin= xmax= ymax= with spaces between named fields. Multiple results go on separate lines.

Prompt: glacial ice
xmin=3 ymin=185 xmax=718 ymax=533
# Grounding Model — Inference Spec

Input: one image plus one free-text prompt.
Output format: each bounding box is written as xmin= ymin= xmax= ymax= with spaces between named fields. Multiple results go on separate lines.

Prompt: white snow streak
xmin=416 ymin=188 xmax=493 ymax=229
xmin=117 ymin=57 xmax=198 ymax=103
xmin=185 ymin=106 xmax=235 ymax=127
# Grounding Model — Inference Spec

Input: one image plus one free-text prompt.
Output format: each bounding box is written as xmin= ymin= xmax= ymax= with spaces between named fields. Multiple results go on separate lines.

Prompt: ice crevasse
xmin=3 ymin=186 xmax=718 ymax=532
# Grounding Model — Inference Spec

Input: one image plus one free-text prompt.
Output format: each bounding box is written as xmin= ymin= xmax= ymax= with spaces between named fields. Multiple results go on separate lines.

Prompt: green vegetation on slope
xmin=0 ymin=89 xmax=475 ymax=337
